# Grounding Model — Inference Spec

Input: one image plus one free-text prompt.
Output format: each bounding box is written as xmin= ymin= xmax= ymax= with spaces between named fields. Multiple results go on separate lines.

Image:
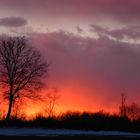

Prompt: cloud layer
xmin=27 ymin=29 xmax=140 ymax=112
xmin=90 ymin=24 xmax=140 ymax=41
xmin=1 ymin=0 xmax=140 ymax=26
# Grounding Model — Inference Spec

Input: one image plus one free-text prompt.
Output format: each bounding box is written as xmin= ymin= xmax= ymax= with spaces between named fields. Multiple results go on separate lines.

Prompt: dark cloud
xmin=90 ymin=24 xmax=108 ymax=34
xmin=0 ymin=17 xmax=27 ymax=27
xmin=108 ymin=26 xmax=140 ymax=40
xmin=90 ymin=24 xmax=140 ymax=40
xmin=76 ymin=26 xmax=83 ymax=33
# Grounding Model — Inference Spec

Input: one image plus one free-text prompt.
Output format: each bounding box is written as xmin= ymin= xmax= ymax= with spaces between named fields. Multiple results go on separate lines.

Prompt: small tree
xmin=0 ymin=37 xmax=48 ymax=123
xmin=46 ymin=88 xmax=59 ymax=117
xmin=119 ymin=93 xmax=127 ymax=117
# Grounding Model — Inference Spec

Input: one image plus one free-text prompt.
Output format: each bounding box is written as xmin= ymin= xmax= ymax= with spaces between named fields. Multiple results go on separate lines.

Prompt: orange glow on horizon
xmin=21 ymin=85 xmax=120 ymax=119
xmin=0 ymin=84 xmax=122 ymax=119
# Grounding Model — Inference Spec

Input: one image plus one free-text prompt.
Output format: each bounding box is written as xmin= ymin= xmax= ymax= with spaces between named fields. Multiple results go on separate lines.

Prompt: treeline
xmin=0 ymin=111 xmax=140 ymax=132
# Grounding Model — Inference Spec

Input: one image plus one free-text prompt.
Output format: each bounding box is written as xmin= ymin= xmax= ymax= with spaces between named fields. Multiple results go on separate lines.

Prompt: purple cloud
xmin=0 ymin=17 xmax=27 ymax=27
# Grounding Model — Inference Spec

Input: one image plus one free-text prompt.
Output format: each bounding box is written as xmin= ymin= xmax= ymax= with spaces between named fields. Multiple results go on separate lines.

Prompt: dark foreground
xmin=0 ymin=136 xmax=140 ymax=140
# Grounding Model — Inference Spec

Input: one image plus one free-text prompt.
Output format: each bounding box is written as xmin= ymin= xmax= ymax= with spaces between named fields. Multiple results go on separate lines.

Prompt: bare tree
xmin=0 ymin=37 xmax=48 ymax=122
xmin=45 ymin=88 xmax=59 ymax=117
xmin=119 ymin=93 xmax=127 ymax=117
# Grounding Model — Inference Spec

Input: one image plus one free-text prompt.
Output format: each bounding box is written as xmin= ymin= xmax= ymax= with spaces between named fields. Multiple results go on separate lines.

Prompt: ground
xmin=0 ymin=136 xmax=140 ymax=140
xmin=0 ymin=128 xmax=140 ymax=139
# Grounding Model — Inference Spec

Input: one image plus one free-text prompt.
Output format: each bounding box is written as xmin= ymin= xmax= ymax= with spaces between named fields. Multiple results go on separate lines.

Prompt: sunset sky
xmin=0 ymin=0 xmax=140 ymax=116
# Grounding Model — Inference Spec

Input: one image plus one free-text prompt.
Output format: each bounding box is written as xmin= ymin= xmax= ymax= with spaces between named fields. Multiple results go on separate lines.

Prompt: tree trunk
xmin=6 ymin=98 xmax=13 ymax=123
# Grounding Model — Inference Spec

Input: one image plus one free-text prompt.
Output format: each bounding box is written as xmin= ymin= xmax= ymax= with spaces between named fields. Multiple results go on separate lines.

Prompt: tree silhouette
xmin=45 ymin=88 xmax=59 ymax=117
xmin=0 ymin=37 xmax=48 ymax=123
xmin=119 ymin=93 xmax=127 ymax=117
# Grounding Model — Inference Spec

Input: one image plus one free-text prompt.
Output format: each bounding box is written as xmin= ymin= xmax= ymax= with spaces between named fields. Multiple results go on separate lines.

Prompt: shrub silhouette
xmin=0 ymin=111 xmax=140 ymax=132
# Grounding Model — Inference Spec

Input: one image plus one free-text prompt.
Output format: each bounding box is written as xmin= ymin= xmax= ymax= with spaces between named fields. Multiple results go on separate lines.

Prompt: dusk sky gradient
xmin=0 ymin=0 xmax=140 ymax=116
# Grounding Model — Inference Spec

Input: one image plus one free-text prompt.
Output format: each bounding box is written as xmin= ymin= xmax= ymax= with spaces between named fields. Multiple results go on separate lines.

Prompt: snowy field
xmin=0 ymin=128 xmax=140 ymax=137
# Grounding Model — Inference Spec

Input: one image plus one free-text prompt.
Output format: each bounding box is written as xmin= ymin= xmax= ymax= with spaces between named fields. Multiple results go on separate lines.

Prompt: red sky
xmin=0 ymin=0 xmax=140 ymax=116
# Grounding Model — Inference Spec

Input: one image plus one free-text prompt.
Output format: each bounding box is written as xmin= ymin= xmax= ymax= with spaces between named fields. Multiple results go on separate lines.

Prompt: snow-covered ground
xmin=0 ymin=128 xmax=140 ymax=137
